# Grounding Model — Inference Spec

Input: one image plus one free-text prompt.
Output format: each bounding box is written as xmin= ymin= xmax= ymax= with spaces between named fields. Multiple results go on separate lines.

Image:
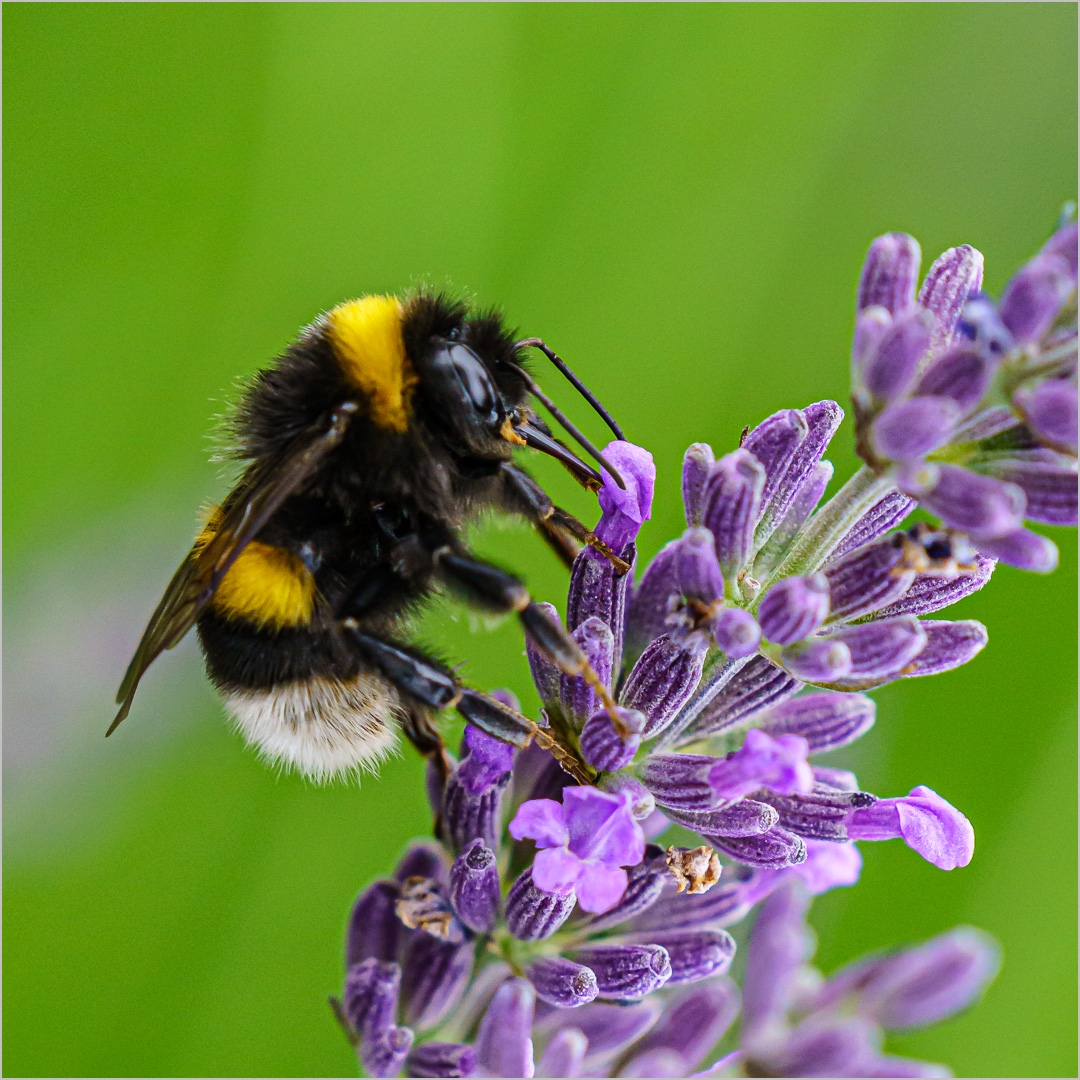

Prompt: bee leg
xmin=432 ymin=548 xmax=631 ymax=739
xmin=342 ymin=619 xmax=595 ymax=786
xmin=500 ymin=463 xmax=631 ymax=574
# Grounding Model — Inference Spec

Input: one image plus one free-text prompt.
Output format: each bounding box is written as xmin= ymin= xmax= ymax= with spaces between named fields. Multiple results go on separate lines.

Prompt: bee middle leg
xmin=431 ymin=547 xmax=630 ymax=737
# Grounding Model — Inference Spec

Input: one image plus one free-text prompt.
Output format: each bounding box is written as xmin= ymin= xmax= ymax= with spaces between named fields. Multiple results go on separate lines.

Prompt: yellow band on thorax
xmin=327 ymin=295 xmax=416 ymax=432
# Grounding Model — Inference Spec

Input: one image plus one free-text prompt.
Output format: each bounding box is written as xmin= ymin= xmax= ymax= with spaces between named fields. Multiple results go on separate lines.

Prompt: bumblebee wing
xmin=109 ymin=401 xmax=358 ymax=735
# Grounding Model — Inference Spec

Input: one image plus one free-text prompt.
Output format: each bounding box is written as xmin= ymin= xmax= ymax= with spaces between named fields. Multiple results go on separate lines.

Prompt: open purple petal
xmin=576 ymin=863 xmax=631 ymax=915
xmin=708 ymin=728 xmax=814 ymax=801
xmin=847 ymin=785 xmax=974 ymax=869
xmin=596 ymin=441 xmax=656 ymax=552
xmin=509 ymin=798 xmax=568 ymax=849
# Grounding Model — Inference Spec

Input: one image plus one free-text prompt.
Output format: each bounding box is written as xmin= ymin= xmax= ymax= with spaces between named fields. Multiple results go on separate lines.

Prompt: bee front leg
xmin=500 ymin=462 xmax=630 ymax=574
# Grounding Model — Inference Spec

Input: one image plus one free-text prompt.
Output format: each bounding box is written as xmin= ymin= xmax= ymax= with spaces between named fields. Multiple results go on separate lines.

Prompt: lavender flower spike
xmin=474 ymin=977 xmax=536 ymax=1079
xmin=847 ymin=785 xmax=974 ymax=869
xmin=509 ymin=786 xmax=645 ymax=914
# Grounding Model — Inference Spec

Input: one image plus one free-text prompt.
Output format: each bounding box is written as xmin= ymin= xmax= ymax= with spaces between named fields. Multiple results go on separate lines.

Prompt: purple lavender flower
xmin=850 ymin=220 xmax=1078 ymax=571
xmin=328 ymin=221 xmax=1079 ymax=1078
xmin=509 ymin=786 xmax=645 ymax=914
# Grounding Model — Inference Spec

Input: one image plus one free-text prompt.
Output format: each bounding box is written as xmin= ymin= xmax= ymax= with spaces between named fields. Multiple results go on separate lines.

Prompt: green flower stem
xmin=765 ymin=465 xmax=897 ymax=585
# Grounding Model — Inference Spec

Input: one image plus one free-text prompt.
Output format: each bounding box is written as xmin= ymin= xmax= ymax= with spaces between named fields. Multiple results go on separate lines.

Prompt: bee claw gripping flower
xmin=333 ymin=218 xmax=1075 ymax=1077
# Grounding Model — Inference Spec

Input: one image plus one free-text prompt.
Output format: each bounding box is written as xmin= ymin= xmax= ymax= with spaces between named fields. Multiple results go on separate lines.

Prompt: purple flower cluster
xmin=851 ymin=220 xmax=1077 ymax=572
xmin=332 ymin=220 xmax=1076 ymax=1077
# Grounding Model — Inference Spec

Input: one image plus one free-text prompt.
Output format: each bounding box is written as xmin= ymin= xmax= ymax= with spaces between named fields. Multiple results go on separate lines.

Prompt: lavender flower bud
xmin=527 ymin=956 xmax=599 ymax=1008
xmin=684 ymin=655 xmax=802 ymax=740
xmin=394 ymin=842 xmax=448 ymax=886
xmin=917 ymin=244 xmax=984 ymax=353
xmin=639 ymin=753 xmax=723 ymax=812
xmin=621 ymin=632 xmax=710 ymax=737
xmin=1014 ymin=378 xmax=1078 ymax=454
xmin=779 ymin=638 xmax=852 ymax=682
xmin=1042 ymin=218 xmax=1079 ymax=277
xmin=560 ymin=616 xmax=614 ymax=727
xmin=580 ymin=706 xmax=644 ymax=772
xmin=822 ymin=616 xmax=928 ymax=683
xmin=871 ymin=396 xmax=961 ymax=460
xmin=625 ymin=539 xmax=679 ymax=660
xmin=831 ymin=490 xmax=916 ymax=560
xmin=526 ymin=601 xmax=562 ymax=708
xmin=903 ymin=462 xmax=1026 ymax=538
xmin=976 ymin=452 xmax=1078 ymax=526
xmin=999 ymin=252 xmax=1074 ymax=344
xmin=572 ymin=943 xmax=673 ymax=1000
xmin=474 ymin=977 xmax=536 ymax=1080
xmin=344 ymin=958 xmax=400 ymax=1039
xmin=900 ymin=620 xmax=987 ymax=678
xmin=347 ymin=880 xmax=401 ymax=967
xmin=796 ymin=838 xmax=863 ymax=894
xmin=566 ymin=544 xmax=635 ymax=673
xmin=858 ymin=233 xmax=922 ymax=315
xmin=682 ymin=442 xmax=715 ymax=526
xmin=862 ymin=308 xmax=934 ymax=401
xmin=702 ymin=448 xmax=767 ymax=578
xmin=831 ymin=926 xmax=1001 ymax=1030
xmin=632 ymin=877 xmax=756 ymax=932
xmin=760 ymin=400 xmax=845 ymax=544
xmin=362 ymin=1027 xmax=415 ymax=1079
xmin=708 ymin=826 xmax=808 ymax=869
xmin=675 ymin=526 xmax=725 ymax=603
xmin=400 ymin=933 xmax=474 ymax=1030
xmin=873 ymin=555 xmax=994 ymax=618
xmin=756 ymin=460 xmax=834 ymax=570
xmin=533 ymin=1000 xmax=663 ymax=1067
xmin=447 ymin=839 xmax=500 ymax=934
xmin=741 ymin=880 xmax=813 ymax=1042
xmin=758 ymin=573 xmax=830 ymax=644
xmin=672 ymin=799 xmax=779 ymax=837
xmin=535 ymin=1029 xmax=587 ymax=1079
xmin=406 ymin=1042 xmax=477 ymax=1079
xmin=743 ymin=408 xmax=810 ymax=522
xmin=625 ymin=981 xmax=740 ymax=1077
xmin=756 ymin=691 xmax=876 ymax=753
xmin=757 ymin=784 xmax=877 ymax=841
xmin=712 ymin=607 xmax=762 ymax=658
xmin=974 ymin=526 xmax=1059 ymax=572
xmin=442 ymin=726 xmax=513 ymax=853
xmin=823 ymin=534 xmax=914 ymax=623
xmin=846 ymin=785 xmax=974 ymax=869
xmin=813 ymin=766 xmax=860 ymax=792
xmin=763 ymin=1015 xmax=881 ymax=1079
xmin=505 ymin=869 xmax=577 ymax=940
xmin=914 ymin=347 xmax=993 ymax=412
xmin=633 ymin=930 xmax=737 ymax=984
xmin=852 ymin=306 xmax=893 ymax=383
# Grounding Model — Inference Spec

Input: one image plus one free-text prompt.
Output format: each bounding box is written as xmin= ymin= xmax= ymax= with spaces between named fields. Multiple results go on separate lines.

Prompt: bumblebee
xmin=112 ymin=292 xmax=629 ymax=782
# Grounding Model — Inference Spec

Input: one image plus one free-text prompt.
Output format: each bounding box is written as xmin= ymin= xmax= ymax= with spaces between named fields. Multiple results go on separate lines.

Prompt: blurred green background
xmin=4 ymin=4 xmax=1076 ymax=1077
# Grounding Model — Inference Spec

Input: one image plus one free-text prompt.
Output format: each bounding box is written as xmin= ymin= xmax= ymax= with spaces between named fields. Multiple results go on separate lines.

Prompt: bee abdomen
xmin=220 ymin=675 xmax=402 ymax=782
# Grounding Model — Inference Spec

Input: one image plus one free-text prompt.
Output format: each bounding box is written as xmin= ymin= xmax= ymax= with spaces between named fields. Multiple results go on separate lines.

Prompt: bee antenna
xmin=504 ymin=361 xmax=627 ymax=490
xmin=514 ymin=338 xmax=626 ymax=442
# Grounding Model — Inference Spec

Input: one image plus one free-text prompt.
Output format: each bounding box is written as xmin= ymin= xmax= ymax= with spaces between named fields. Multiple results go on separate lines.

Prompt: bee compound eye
xmin=449 ymin=345 xmax=497 ymax=414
